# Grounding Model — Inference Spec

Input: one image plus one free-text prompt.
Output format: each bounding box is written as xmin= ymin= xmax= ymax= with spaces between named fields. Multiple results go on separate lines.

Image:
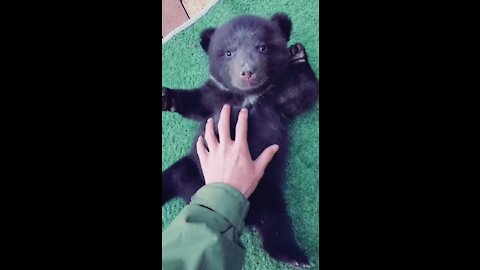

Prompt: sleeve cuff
xmin=191 ymin=183 xmax=250 ymax=230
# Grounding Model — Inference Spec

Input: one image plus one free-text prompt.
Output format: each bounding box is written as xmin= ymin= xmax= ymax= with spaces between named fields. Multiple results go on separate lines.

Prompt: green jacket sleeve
xmin=162 ymin=183 xmax=250 ymax=270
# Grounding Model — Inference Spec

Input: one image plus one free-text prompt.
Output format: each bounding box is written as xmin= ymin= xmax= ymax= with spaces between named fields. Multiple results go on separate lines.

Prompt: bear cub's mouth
xmin=232 ymin=77 xmax=268 ymax=91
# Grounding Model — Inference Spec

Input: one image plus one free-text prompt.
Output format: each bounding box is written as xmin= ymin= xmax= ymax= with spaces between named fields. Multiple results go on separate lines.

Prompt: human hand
xmin=196 ymin=105 xmax=279 ymax=199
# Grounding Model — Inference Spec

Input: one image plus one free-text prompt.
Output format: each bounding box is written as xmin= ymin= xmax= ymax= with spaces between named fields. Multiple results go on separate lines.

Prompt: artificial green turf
xmin=162 ymin=0 xmax=319 ymax=269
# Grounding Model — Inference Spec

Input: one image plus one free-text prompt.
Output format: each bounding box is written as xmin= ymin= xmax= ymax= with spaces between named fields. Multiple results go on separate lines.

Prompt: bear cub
xmin=162 ymin=13 xmax=319 ymax=267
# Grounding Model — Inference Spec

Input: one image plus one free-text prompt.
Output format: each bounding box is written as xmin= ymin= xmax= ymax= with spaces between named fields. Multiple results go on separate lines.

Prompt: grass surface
xmin=162 ymin=0 xmax=320 ymax=269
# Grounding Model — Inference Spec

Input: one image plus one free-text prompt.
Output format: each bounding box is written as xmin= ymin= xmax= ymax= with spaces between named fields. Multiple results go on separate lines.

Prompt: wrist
xmin=191 ymin=183 xmax=250 ymax=229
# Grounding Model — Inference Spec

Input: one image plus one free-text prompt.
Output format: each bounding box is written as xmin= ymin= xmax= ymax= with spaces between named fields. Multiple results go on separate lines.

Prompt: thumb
xmin=255 ymin=144 xmax=280 ymax=171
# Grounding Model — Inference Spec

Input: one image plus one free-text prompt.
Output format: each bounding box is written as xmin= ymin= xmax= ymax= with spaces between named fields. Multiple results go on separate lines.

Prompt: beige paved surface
xmin=162 ymin=0 xmax=213 ymax=38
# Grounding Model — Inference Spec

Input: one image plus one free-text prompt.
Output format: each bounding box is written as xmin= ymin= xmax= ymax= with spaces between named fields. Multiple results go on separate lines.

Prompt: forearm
xmin=162 ymin=87 xmax=211 ymax=120
xmin=277 ymin=44 xmax=319 ymax=118
xmin=277 ymin=66 xmax=319 ymax=118
xmin=162 ymin=183 xmax=250 ymax=270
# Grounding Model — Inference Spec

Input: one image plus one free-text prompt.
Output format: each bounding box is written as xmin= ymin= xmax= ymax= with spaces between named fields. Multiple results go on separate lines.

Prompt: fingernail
xmin=241 ymin=108 xmax=248 ymax=113
xmin=273 ymin=145 xmax=280 ymax=151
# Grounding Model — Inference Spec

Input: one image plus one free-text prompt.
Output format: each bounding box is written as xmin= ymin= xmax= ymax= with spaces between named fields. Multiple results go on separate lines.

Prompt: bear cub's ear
xmin=200 ymin=28 xmax=216 ymax=53
xmin=271 ymin=13 xmax=292 ymax=41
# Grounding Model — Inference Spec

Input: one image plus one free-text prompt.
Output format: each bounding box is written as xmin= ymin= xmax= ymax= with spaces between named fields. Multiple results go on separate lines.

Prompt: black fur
xmin=271 ymin=13 xmax=292 ymax=41
xmin=162 ymin=13 xmax=318 ymax=268
xmin=200 ymin=27 xmax=215 ymax=52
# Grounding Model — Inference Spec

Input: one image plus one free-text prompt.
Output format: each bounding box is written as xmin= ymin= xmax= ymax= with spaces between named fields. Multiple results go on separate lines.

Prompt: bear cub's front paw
xmin=289 ymin=43 xmax=308 ymax=65
xmin=162 ymin=87 xmax=170 ymax=111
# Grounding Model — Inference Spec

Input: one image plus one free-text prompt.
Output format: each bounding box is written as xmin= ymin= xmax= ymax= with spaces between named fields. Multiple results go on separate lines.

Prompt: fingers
xmin=205 ymin=118 xmax=218 ymax=151
xmin=255 ymin=144 xmax=280 ymax=172
xmin=235 ymin=108 xmax=248 ymax=144
xmin=218 ymin=104 xmax=232 ymax=143
xmin=196 ymin=136 xmax=208 ymax=165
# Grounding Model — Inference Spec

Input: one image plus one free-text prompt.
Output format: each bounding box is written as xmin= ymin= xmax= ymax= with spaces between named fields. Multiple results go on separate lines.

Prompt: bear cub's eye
xmin=226 ymin=50 xmax=232 ymax=57
xmin=258 ymin=44 xmax=267 ymax=52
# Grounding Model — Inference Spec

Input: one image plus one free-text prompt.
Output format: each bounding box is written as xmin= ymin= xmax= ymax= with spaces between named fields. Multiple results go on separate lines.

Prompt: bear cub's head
xmin=200 ymin=13 xmax=292 ymax=95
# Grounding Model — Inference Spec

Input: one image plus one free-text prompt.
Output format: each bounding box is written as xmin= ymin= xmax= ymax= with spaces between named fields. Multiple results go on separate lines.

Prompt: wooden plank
xmin=181 ymin=0 xmax=212 ymax=18
xmin=162 ymin=0 xmax=190 ymax=37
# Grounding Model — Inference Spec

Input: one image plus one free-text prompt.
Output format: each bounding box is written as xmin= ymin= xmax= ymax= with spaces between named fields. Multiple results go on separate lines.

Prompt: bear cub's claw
xmin=267 ymin=244 xmax=311 ymax=268
xmin=289 ymin=43 xmax=308 ymax=65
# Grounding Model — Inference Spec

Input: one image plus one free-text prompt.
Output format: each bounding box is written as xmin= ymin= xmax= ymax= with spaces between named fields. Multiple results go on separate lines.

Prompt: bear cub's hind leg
xmin=252 ymin=189 xmax=311 ymax=268
xmin=162 ymin=156 xmax=203 ymax=205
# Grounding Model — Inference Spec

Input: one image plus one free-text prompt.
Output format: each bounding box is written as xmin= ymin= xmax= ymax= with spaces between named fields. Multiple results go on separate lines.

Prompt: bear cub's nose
xmin=241 ymin=70 xmax=254 ymax=80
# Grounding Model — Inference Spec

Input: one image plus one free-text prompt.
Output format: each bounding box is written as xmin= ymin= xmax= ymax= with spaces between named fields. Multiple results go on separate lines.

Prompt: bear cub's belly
xmin=201 ymin=105 xmax=286 ymax=160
